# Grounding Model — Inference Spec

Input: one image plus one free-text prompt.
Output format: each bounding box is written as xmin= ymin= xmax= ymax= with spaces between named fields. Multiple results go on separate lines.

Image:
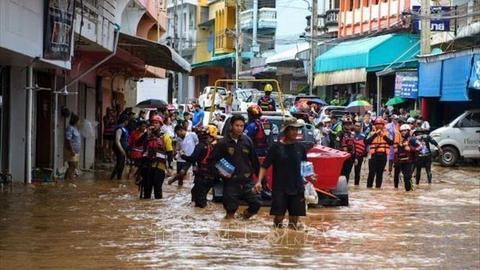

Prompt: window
xmin=459 ymin=112 xmax=480 ymax=127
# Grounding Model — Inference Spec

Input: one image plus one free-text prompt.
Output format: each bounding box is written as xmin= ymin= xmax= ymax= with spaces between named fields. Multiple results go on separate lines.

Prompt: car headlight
xmin=430 ymin=133 xmax=440 ymax=138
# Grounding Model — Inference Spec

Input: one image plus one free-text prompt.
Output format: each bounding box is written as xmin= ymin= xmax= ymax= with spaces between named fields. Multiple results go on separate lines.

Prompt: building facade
xmin=0 ymin=0 xmax=188 ymax=183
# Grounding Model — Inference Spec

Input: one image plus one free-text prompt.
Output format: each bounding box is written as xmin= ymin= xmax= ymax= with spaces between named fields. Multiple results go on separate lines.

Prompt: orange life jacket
xmin=369 ymin=130 xmax=390 ymax=156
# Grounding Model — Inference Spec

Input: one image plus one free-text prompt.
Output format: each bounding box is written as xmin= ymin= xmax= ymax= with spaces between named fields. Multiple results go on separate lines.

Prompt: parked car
xmin=430 ymin=109 xmax=480 ymax=166
xmin=216 ymin=111 xmax=349 ymax=207
xmin=198 ymin=86 xmax=227 ymax=109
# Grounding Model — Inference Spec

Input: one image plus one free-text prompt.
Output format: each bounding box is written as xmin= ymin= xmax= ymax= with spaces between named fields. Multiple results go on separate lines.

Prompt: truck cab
xmin=430 ymin=109 xmax=480 ymax=166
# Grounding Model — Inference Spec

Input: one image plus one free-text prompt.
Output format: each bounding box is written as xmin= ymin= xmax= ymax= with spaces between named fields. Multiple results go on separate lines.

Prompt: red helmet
xmin=150 ymin=115 xmax=163 ymax=124
xmin=373 ymin=117 xmax=385 ymax=125
xmin=247 ymin=104 xmax=263 ymax=118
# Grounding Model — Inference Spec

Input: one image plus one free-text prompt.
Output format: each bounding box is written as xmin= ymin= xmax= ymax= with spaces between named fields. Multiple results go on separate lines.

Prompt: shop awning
xmin=315 ymin=34 xmax=420 ymax=75
xmin=314 ymin=68 xmax=367 ymax=86
xmin=266 ymin=43 xmax=310 ymax=66
xmin=191 ymin=53 xmax=234 ymax=69
xmin=418 ymin=61 xmax=442 ymax=97
xmin=440 ymin=54 xmax=472 ymax=102
xmin=118 ymin=33 xmax=191 ymax=73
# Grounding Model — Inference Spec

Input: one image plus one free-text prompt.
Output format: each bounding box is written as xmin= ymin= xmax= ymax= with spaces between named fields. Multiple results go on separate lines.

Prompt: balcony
xmin=74 ymin=0 xmax=117 ymax=52
xmin=240 ymin=8 xmax=277 ymax=31
xmin=324 ymin=9 xmax=339 ymax=27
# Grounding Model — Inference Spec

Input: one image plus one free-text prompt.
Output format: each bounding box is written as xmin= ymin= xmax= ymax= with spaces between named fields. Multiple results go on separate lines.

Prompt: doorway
xmin=35 ymin=72 xmax=53 ymax=168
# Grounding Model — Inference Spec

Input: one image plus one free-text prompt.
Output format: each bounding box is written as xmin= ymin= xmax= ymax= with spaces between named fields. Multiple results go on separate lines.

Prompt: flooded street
xmin=1 ymin=165 xmax=479 ymax=269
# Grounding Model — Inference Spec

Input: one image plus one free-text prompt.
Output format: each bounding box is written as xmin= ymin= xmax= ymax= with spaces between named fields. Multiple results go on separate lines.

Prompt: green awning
xmin=315 ymin=34 xmax=420 ymax=74
xmin=192 ymin=53 xmax=242 ymax=69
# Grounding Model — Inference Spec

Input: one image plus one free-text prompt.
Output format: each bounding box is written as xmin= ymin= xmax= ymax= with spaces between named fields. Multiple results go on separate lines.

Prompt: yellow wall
xmin=194 ymin=0 xmax=235 ymax=64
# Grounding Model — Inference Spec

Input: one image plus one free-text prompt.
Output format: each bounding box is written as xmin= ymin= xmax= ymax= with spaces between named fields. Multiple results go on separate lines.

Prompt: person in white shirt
xmin=170 ymin=124 xmax=198 ymax=185
xmin=419 ymin=116 xmax=431 ymax=131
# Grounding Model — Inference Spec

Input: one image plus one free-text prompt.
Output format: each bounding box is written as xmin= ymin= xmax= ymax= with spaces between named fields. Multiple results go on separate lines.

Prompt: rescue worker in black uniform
xmin=394 ymin=124 xmax=422 ymax=191
xmin=181 ymin=127 xmax=215 ymax=208
xmin=336 ymin=117 xmax=356 ymax=182
xmin=209 ymin=114 xmax=261 ymax=219
xmin=414 ymin=128 xmax=442 ymax=185
xmin=257 ymin=84 xmax=276 ymax=111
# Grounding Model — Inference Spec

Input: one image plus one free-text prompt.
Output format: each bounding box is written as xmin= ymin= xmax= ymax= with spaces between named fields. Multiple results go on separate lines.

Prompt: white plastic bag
xmin=304 ymin=181 xmax=319 ymax=205
xmin=79 ymin=119 xmax=95 ymax=139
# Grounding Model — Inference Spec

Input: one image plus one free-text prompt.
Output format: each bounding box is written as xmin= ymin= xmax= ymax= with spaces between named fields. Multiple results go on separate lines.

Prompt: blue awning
xmin=418 ymin=61 xmax=442 ymax=97
xmin=469 ymin=54 xmax=480 ymax=90
xmin=440 ymin=55 xmax=472 ymax=101
xmin=314 ymin=34 xmax=420 ymax=74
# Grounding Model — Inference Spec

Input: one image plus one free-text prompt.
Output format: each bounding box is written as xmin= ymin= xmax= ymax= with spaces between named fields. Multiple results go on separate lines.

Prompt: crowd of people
xmin=90 ymin=86 xmax=441 ymax=229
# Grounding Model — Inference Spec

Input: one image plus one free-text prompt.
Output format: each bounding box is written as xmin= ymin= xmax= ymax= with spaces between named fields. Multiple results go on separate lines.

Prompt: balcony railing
xmin=74 ymin=0 xmax=116 ymax=51
xmin=240 ymin=8 xmax=277 ymax=30
xmin=324 ymin=9 xmax=339 ymax=27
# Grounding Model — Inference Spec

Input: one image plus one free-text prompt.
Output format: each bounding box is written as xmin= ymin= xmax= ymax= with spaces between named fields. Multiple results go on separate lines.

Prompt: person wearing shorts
xmin=255 ymin=117 xmax=308 ymax=229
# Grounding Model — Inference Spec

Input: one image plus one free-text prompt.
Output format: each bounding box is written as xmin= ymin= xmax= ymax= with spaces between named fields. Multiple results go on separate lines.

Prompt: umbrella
xmin=297 ymin=98 xmax=328 ymax=106
xmin=385 ymin=97 xmax=407 ymax=106
xmin=346 ymin=100 xmax=372 ymax=114
xmin=136 ymin=99 xmax=168 ymax=109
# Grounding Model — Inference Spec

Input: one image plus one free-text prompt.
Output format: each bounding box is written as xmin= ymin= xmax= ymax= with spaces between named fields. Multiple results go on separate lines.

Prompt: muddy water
xmin=0 ymin=166 xmax=479 ymax=269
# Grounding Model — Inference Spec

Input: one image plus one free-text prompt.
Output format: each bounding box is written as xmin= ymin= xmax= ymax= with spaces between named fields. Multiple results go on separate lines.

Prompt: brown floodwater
xmin=0 ymin=165 xmax=479 ymax=269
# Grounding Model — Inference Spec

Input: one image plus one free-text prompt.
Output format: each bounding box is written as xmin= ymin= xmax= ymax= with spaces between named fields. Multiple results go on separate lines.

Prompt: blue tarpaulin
xmin=469 ymin=54 xmax=480 ymax=90
xmin=440 ymin=55 xmax=472 ymax=101
xmin=418 ymin=61 xmax=442 ymax=97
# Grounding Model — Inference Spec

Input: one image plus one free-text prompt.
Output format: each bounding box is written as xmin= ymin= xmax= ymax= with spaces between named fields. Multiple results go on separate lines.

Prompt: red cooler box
xmin=258 ymin=145 xmax=350 ymax=191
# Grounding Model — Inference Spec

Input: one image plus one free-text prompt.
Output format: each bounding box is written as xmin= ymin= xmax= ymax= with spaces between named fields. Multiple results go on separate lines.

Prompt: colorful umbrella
xmin=346 ymin=100 xmax=372 ymax=114
xmin=385 ymin=97 xmax=407 ymax=106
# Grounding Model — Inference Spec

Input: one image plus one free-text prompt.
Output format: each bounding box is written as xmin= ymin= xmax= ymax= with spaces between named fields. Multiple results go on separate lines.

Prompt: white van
xmin=430 ymin=109 xmax=480 ymax=166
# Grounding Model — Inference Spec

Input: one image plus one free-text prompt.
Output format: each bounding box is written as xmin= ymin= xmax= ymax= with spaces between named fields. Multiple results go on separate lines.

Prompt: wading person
xmin=353 ymin=121 xmax=367 ymax=186
xmin=336 ymin=117 xmax=355 ymax=182
xmin=414 ymin=128 xmax=442 ymax=185
xmin=255 ymin=117 xmax=309 ymax=229
xmin=140 ymin=115 xmax=173 ymax=199
xmin=111 ymin=115 xmax=130 ymax=180
xmin=394 ymin=124 xmax=421 ymax=191
xmin=245 ymin=104 xmax=272 ymax=157
xmin=366 ymin=117 xmax=393 ymax=188
xmin=181 ymin=127 xmax=215 ymax=207
xmin=210 ymin=114 xmax=261 ymax=219
xmin=65 ymin=114 xmax=81 ymax=181
xmin=169 ymin=124 xmax=198 ymax=186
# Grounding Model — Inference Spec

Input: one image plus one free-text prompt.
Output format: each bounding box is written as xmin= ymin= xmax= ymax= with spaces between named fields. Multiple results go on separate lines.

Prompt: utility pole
xmin=172 ymin=0 xmax=178 ymax=103
xmin=309 ymin=0 xmax=317 ymax=95
xmin=235 ymin=0 xmax=241 ymax=89
xmin=420 ymin=0 xmax=431 ymax=55
xmin=178 ymin=0 xmax=185 ymax=103
xmin=252 ymin=0 xmax=258 ymax=55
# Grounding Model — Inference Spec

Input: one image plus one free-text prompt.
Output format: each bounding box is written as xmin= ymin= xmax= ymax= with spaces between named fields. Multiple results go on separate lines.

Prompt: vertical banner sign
xmin=43 ymin=0 xmax=75 ymax=60
xmin=395 ymin=72 xmax=418 ymax=99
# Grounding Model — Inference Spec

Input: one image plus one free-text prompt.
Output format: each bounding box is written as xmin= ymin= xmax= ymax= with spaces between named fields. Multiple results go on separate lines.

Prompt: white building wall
xmin=0 ymin=0 xmax=71 ymax=69
xmin=8 ymin=67 xmax=27 ymax=182
xmin=136 ymin=78 xmax=169 ymax=103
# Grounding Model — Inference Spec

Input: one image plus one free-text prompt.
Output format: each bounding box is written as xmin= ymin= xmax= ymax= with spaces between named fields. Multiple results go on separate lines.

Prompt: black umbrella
xmin=136 ymin=99 xmax=168 ymax=109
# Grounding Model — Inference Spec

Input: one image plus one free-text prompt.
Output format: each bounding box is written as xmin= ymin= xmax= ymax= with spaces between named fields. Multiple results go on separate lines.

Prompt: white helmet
xmin=407 ymin=117 xmax=415 ymax=124
xmin=400 ymin=124 xmax=411 ymax=131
